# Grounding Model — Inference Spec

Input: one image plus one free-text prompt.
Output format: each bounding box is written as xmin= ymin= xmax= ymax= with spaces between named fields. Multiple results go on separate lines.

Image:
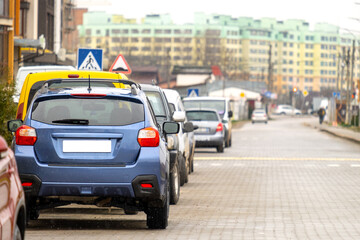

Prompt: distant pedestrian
xmin=318 ymin=107 xmax=326 ymax=124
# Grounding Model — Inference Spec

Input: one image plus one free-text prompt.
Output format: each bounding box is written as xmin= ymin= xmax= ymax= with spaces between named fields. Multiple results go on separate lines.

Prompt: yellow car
xmin=16 ymin=70 xmax=130 ymax=120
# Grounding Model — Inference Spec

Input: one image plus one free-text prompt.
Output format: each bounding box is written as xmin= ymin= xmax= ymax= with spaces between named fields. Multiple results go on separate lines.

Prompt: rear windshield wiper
xmin=52 ymin=119 xmax=89 ymax=125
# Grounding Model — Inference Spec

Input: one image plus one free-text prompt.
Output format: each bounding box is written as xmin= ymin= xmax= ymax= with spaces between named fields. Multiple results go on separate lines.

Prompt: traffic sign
xmin=77 ymin=48 xmax=103 ymax=71
xmin=187 ymin=88 xmax=199 ymax=97
xmin=264 ymin=91 xmax=272 ymax=98
xmin=109 ymin=54 xmax=132 ymax=74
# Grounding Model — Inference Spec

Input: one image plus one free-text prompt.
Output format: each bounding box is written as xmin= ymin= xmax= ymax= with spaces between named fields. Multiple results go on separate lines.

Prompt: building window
xmin=0 ymin=26 xmax=8 ymax=68
xmin=96 ymin=29 xmax=101 ymax=34
xmin=131 ymin=38 xmax=139 ymax=43
xmin=112 ymin=37 xmax=120 ymax=43
xmin=184 ymin=38 xmax=192 ymax=43
xmin=131 ymin=29 xmax=139 ymax=34
xmin=142 ymin=47 xmax=151 ymax=51
xmin=86 ymin=29 xmax=91 ymax=35
xmin=164 ymin=29 xmax=171 ymax=34
xmin=0 ymin=0 xmax=9 ymax=17
xmin=155 ymin=29 xmax=163 ymax=34
xmin=112 ymin=29 xmax=121 ymax=34
xmin=142 ymin=38 xmax=151 ymax=43
xmin=142 ymin=29 xmax=151 ymax=34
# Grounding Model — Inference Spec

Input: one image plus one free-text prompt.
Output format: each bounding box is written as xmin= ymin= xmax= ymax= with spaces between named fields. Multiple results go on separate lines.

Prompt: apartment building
xmin=78 ymin=12 xmax=358 ymax=96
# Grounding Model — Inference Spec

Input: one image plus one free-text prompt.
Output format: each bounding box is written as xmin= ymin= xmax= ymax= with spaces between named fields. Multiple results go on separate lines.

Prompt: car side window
xmin=146 ymin=98 xmax=160 ymax=129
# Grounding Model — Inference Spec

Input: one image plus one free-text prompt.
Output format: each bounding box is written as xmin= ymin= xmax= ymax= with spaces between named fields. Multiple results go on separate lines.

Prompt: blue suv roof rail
xmin=38 ymin=78 xmax=141 ymax=95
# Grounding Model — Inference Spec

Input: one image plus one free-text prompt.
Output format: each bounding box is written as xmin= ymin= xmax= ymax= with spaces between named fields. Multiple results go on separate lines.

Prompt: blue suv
xmin=8 ymin=83 xmax=179 ymax=229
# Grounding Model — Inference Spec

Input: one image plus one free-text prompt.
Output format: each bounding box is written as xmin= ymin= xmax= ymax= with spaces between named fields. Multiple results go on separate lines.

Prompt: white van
xmin=13 ymin=65 xmax=75 ymax=103
xmin=183 ymin=96 xmax=233 ymax=148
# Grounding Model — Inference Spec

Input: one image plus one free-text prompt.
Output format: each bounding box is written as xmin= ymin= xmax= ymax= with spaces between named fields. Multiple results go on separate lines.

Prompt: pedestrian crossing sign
xmin=77 ymin=48 xmax=103 ymax=71
xmin=187 ymin=88 xmax=199 ymax=97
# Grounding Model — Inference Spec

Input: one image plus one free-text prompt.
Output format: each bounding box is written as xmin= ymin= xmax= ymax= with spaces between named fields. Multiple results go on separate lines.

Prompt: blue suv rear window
xmin=31 ymin=97 xmax=144 ymax=126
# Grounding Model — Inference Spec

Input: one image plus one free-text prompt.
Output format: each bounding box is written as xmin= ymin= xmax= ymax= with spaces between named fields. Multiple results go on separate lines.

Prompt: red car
xmin=0 ymin=136 xmax=26 ymax=240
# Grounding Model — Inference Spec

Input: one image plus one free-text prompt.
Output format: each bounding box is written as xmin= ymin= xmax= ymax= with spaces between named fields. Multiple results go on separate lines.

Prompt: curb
xmin=304 ymin=122 xmax=360 ymax=144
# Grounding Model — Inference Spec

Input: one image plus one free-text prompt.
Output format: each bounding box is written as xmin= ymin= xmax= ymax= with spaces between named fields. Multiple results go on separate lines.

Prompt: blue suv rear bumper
xmin=16 ymin=147 xmax=168 ymax=202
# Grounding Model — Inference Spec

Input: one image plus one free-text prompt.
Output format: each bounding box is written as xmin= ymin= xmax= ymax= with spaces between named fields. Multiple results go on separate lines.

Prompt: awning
xmin=14 ymin=38 xmax=43 ymax=48
xmin=14 ymin=35 xmax=45 ymax=49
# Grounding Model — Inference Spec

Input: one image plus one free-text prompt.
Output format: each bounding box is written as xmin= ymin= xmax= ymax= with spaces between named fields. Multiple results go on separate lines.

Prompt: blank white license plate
xmin=63 ymin=140 xmax=111 ymax=153
xmin=196 ymin=128 xmax=209 ymax=133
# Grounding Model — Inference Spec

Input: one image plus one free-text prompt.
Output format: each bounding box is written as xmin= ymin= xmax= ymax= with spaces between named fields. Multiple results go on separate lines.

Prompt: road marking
xmin=350 ymin=164 xmax=360 ymax=167
xmin=211 ymin=163 xmax=222 ymax=166
xmin=233 ymin=163 xmax=245 ymax=167
xmin=327 ymin=164 xmax=340 ymax=167
xmin=194 ymin=157 xmax=360 ymax=161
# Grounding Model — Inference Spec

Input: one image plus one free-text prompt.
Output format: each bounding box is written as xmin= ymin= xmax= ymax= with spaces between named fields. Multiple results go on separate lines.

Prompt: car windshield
xmin=186 ymin=111 xmax=218 ymax=121
xmin=31 ymin=96 xmax=144 ymax=126
xmin=184 ymin=100 xmax=225 ymax=117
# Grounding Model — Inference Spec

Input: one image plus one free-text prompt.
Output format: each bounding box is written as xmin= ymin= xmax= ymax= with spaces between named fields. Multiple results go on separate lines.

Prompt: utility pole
xmin=345 ymin=41 xmax=355 ymax=125
xmin=166 ymin=48 xmax=170 ymax=88
xmin=268 ymin=44 xmax=272 ymax=92
xmin=340 ymin=47 xmax=346 ymax=102
xmin=336 ymin=53 xmax=341 ymax=93
xmin=349 ymin=40 xmax=356 ymax=124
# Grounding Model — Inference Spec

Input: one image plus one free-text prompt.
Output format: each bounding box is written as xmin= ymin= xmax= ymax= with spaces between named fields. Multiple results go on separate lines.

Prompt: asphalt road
xmin=25 ymin=116 xmax=360 ymax=239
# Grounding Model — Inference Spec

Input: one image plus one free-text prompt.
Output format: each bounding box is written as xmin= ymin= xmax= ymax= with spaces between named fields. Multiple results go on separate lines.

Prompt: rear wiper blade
xmin=52 ymin=119 xmax=89 ymax=125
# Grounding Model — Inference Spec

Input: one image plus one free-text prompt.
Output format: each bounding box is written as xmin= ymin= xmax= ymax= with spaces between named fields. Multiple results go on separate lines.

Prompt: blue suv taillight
xmin=137 ymin=127 xmax=160 ymax=147
xmin=16 ymin=125 xmax=37 ymax=145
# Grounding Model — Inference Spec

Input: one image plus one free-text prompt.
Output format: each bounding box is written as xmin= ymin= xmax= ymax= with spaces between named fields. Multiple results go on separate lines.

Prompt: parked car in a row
xmin=186 ymin=109 xmax=225 ymax=152
xmin=0 ymin=135 xmax=26 ymax=240
xmin=274 ymin=104 xmax=301 ymax=115
xmin=183 ymin=96 xmax=233 ymax=151
xmin=13 ymin=65 xmax=76 ymax=103
xmin=163 ymin=89 xmax=196 ymax=174
xmin=251 ymin=109 xmax=268 ymax=124
xmin=8 ymin=71 xmax=180 ymax=229
xmin=141 ymin=85 xmax=195 ymax=205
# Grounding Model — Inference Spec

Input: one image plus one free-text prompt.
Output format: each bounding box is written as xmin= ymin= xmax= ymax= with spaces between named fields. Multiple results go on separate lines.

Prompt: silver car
xmin=251 ymin=109 xmax=268 ymax=124
xmin=186 ymin=109 xmax=225 ymax=153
